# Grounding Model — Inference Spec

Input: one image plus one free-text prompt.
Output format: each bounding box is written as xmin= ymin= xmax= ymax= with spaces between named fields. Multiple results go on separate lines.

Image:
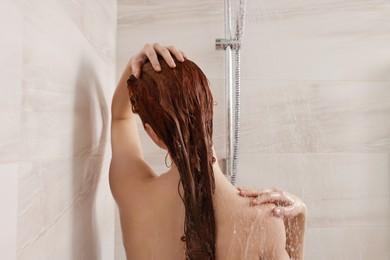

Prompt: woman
xmin=110 ymin=43 xmax=306 ymax=259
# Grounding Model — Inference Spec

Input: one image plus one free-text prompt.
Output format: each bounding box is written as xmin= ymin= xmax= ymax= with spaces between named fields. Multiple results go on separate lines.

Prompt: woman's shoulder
xmin=249 ymin=204 xmax=289 ymax=259
xmin=236 ymin=204 xmax=289 ymax=259
xmin=108 ymin=158 xmax=158 ymax=206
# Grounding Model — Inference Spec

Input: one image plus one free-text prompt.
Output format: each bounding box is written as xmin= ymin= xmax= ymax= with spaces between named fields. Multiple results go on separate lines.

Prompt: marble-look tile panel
xmin=17 ymin=233 xmax=47 ymax=260
xmin=15 ymin=0 xmax=117 ymax=258
xmin=17 ymin=162 xmax=46 ymax=256
xmin=118 ymin=0 xmax=144 ymax=5
xmin=241 ymin=0 xmax=390 ymax=80
xmin=21 ymin=1 xmax=115 ymax=160
xmin=117 ymin=0 xmax=222 ymax=26
xmin=58 ymin=0 xmax=117 ymax=62
xmin=0 ymin=1 xmax=22 ymax=162
xmin=116 ymin=0 xmax=224 ymax=80
xmin=114 ymin=208 xmax=127 ymax=260
xmin=0 ymin=163 xmax=18 ymax=260
xmin=118 ymin=0 xmax=196 ymax=5
xmin=17 ymin=194 xmax=74 ymax=260
xmin=17 ymin=155 xmax=114 ymax=260
xmin=23 ymin=0 xmax=114 ymax=93
xmin=93 ymin=156 xmax=116 ymax=260
xmin=305 ymin=226 xmax=390 ymax=260
xmin=239 ymin=80 xmax=390 ymax=153
xmin=21 ymin=85 xmax=111 ymax=159
xmin=236 ymin=153 xmax=390 ymax=227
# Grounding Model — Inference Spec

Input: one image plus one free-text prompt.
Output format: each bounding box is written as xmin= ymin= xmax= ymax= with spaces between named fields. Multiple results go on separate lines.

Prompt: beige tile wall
xmin=116 ymin=0 xmax=390 ymax=259
xmin=0 ymin=163 xmax=18 ymax=259
xmin=0 ymin=0 xmax=117 ymax=259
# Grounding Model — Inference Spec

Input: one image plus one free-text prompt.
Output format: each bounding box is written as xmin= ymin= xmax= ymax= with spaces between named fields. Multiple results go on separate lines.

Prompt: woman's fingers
xmin=238 ymin=186 xmax=307 ymax=219
xmin=239 ymin=186 xmax=306 ymax=218
xmin=273 ymin=199 xmax=307 ymax=218
xmin=153 ymin=43 xmax=176 ymax=68
xmin=131 ymin=63 xmax=140 ymax=79
xmin=131 ymin=56 xmax=145 ymax=79
xmin=144 ymin=43 xmax=161 ymax=71
xmin=237 ymin=186 xmax=263 ymax=197
xmin=272 ymin=204 xmax=303 ymax=218
xmin=249 ymin=191 xmax=294 ymax=206
xmin=129 ymin=43 xmax=188 ymax=78
xmin=238 ymin=186 xmax=283 ymax=198
xmin=166 ymin=46 xmax=185 ymax=62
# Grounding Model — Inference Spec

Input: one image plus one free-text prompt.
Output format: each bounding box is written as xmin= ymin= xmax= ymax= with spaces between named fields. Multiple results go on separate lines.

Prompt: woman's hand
xmin=238 ymin=187 xmax=307 ymax=260
xmin=127 ymin=43 xmax=188 ymax=78
xmin=237 ymin=186 xmax=307 ymax=218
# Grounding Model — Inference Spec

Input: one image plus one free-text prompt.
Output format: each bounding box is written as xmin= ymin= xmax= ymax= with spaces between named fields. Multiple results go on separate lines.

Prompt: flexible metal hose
xmin=230 ymin=48 xmax=241 ymax=186
xmin=231 ymin=0 xmax=245 ymax=185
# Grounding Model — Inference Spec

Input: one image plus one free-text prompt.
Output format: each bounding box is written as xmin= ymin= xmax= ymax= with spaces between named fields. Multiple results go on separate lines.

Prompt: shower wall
xmin=116 ymin=0 xmax=390 ymax=259
xmin=239 ymin=1 xmax=390 ymax=259
xmin=0 ymin=0 xmax=117 ymax=259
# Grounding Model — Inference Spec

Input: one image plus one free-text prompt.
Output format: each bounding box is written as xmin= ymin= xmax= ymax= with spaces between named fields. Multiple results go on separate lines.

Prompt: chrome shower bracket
xmin=215 ymin=38 xmax=241 ymax=51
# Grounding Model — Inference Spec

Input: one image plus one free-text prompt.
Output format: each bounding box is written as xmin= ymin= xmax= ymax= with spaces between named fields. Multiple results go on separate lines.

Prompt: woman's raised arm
xmin=111 ymin=43 xmax=186 ymax=120
xmin=110 ymin=43 xmax=187 ymax=191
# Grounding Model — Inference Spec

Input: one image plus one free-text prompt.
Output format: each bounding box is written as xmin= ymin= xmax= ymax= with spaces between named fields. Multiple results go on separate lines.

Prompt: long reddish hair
xmin=127 ymin=56 xmax=216 ymax=259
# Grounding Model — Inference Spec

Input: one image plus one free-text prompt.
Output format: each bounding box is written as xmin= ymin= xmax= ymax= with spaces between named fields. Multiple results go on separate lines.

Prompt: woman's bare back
xmin=114 ymin=167 xmax=289 ymax=260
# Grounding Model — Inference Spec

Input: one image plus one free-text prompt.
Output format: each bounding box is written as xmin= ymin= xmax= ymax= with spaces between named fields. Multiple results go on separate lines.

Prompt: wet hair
xmin=127 ymin=56 xmax=216 ymax=259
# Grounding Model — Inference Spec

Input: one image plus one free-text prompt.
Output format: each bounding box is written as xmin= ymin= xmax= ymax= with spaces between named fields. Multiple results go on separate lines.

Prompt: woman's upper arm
xmin=110 ymin=119 xmax=156 ymax=182
xmin=111 ymin=119 xmax=143 ymax=160
xmin=264 ymin=216 xmax=290 ymax=259
xmin=255 ymin=205 xmax=290 ymax=259
xmin=109 ymin=119 xmax=156 ymax=198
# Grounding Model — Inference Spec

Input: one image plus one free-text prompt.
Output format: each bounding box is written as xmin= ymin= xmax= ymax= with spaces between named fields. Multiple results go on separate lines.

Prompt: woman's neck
xmin=166 ymin=160 xmax=240 ymax=200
